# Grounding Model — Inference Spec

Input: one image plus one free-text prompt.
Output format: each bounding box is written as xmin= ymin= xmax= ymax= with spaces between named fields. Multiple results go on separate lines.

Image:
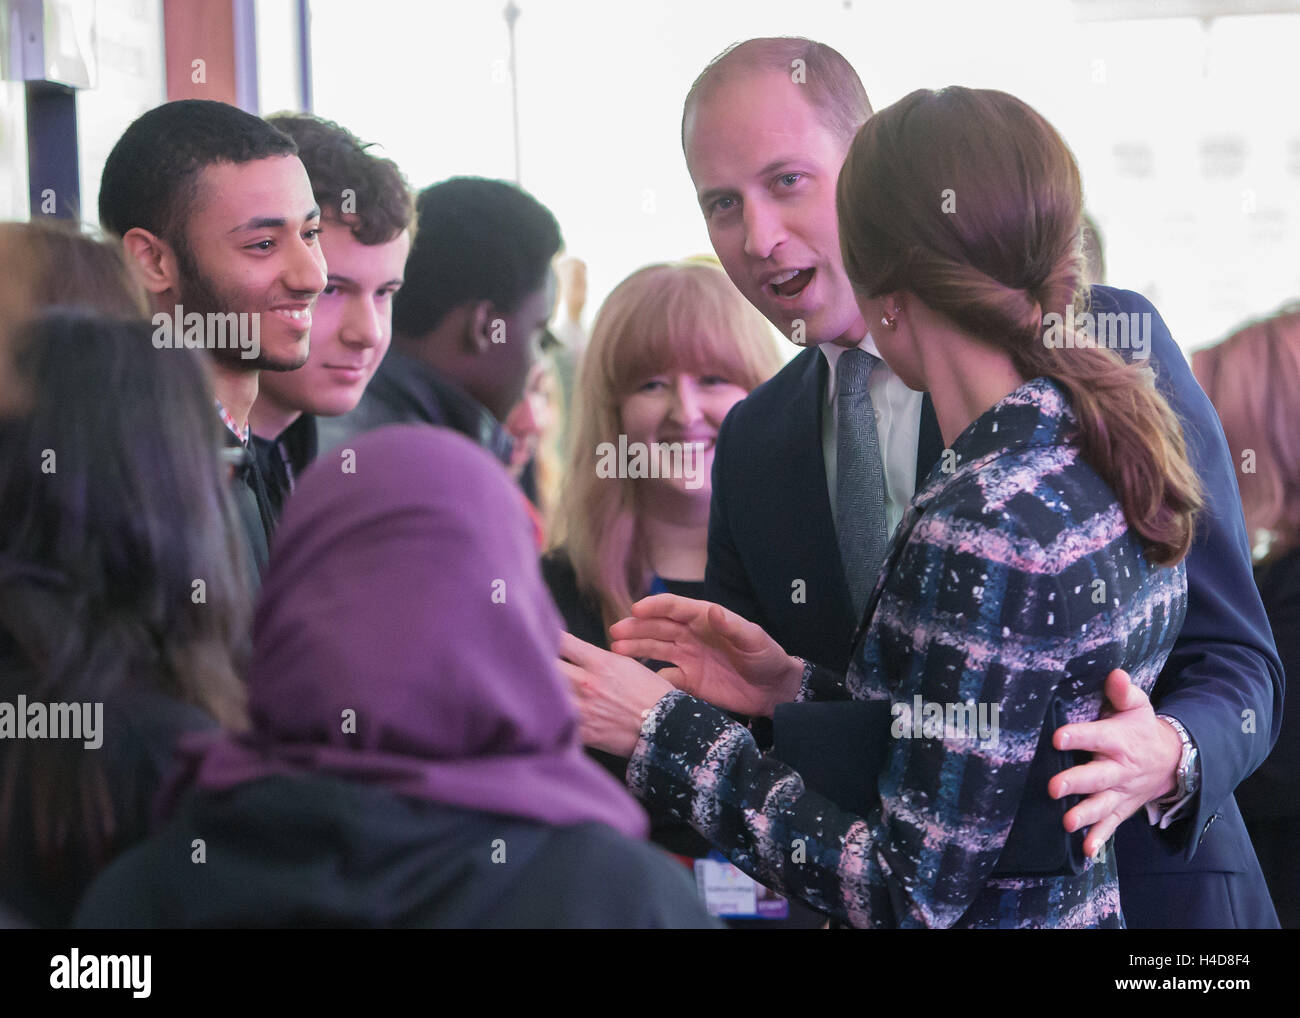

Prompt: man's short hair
xmin=98 ymin=99 xmax=297 ymax=243
xmin=265 ymin=113 xmax=415 ymax=246
xmin=392 ymin=178 xmax=563 ymax=338
xmin=682 ymin=37 xmax=873 ymax=150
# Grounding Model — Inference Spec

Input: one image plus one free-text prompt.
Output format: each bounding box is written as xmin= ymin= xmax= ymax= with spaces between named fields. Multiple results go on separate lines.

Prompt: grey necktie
xmin=835 ymin=348 xmax=890 ymax=621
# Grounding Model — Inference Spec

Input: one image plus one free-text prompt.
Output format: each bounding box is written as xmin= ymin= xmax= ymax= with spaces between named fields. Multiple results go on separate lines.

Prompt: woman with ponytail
xmin=565 ymin=87 xmax=1201 ymax=927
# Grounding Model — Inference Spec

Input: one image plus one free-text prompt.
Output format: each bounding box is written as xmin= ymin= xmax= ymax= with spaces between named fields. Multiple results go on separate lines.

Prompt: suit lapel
xmin=775 ymin=350 xmax=857 ymax=650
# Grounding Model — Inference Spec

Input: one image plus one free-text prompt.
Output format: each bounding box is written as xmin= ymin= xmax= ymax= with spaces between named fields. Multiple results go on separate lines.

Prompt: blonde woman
xmin=543 ymin=260 xmax=797 ymax=924
xmin=544 ymin=261 xmax=782 ymax=643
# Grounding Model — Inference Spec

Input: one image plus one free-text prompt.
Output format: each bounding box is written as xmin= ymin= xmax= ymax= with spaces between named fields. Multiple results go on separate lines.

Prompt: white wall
xmin=256 ymin=0 xmax=304 ymax=115
xmin=77 ymin=0 xmax=165 ymax=227
xmin=0 ymin=79 xmax=29 ymax=220
xmin=306 ymin=0 xmax=1300 ymax=353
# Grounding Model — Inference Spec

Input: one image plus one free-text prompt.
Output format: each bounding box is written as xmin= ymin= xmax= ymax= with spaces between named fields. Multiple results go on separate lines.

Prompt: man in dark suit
xmin=686 ymin=38 xmax=1282 ymax=927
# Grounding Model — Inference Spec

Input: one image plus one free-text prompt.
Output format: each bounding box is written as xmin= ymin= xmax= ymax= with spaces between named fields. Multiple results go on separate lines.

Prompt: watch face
xmin=1183 ymin=747 xmax=1200 ymax=794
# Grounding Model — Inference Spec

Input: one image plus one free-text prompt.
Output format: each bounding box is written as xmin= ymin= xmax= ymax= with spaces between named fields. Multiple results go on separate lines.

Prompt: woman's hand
xmin=559 ymin=631 xmax=675 ymax=758
xmin=607 ymin=594 xmax=804 ymax=718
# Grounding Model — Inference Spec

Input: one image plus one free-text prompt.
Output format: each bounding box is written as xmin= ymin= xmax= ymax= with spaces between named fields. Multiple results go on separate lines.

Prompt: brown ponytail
xmin=838 ymin=87 xmax=1201 ymax=565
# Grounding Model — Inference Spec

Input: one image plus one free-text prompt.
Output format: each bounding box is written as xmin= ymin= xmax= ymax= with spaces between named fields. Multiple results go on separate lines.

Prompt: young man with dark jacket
xmin=317 ymin=176 xmax=560 ymax=467
xmin=99 ymin=100 xmax=327 ymax=574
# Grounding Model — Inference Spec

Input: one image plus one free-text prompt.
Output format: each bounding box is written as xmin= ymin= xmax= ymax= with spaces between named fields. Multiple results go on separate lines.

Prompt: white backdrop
xmin=298 ymin=0 xmax=1300 ymax=354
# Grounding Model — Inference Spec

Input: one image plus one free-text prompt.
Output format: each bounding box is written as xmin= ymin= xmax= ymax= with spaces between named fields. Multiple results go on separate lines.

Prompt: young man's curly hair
xmin=266 ymin=113 xmax=416 ymax=246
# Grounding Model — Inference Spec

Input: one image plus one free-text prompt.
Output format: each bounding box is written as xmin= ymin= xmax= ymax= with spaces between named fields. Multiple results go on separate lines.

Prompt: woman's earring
xmin=881 ymin=309 xmax=898 ymax=330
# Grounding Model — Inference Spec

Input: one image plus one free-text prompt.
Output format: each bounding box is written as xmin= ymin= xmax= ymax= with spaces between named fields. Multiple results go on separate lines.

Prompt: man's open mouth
xmin=769 ymin=268 xmax=814 ymax=299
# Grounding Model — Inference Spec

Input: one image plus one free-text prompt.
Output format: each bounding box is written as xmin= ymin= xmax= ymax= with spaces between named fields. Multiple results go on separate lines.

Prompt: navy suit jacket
xmin=704 ymin=285 xmax=1283 ymax=928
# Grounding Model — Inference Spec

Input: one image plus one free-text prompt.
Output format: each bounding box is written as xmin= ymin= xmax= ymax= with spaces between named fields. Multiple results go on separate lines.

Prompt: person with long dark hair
xmin=0 ymin=313 xmax=249 ymax=927
xmin=566 ymin=87 xmax=1204 ymax=928
xmin=547 ymin=261 xmax=782 ymax=639
xmin=645 ymin=37 xmax=1280 ymax=929
xmin=543 ymin=260 xmax=799 ymax=924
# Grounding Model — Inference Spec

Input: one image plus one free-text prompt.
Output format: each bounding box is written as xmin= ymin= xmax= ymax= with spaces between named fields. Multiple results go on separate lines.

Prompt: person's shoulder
xmin=1087 ymin=285 xmax=1192 ymax=380
xmin=713 ymin=348 xmax=819 ymax=469
xmin=917 ymin=466 xmax=1037 ymax=544
xmin=528 ymin=823 xmax=718 ymax=928
xmin=103 ymin=686 xmax=216 ymax=778
xmin=316 ymin=394 xmax=387 ymax=454
xmin=73 ymin=827 xmax=174 ymax=928
xmin=728 ymin=346 xmax=819 ymax=419
xmin=1087 ymin=283 xmax=1158 ymax=317
xmin=347 ymin=350 xmax=450 ymax=429
xmin=919 ymin=444 xmax=1110 ymax=566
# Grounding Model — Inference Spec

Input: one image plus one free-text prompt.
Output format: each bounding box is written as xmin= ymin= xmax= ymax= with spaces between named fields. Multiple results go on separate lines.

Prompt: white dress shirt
xmin=820 ymin=334 xmax=925 ymax=536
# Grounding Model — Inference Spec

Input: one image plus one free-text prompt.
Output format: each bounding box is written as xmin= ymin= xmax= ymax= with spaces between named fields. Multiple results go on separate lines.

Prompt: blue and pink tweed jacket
xmin=627 ymin=377 xmax=1188 ymax=928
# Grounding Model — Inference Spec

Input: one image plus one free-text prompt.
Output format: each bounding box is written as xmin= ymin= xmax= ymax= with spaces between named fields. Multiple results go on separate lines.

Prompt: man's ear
xmin=465 ymin=300 xmax=494 ymax=355
xmin=120 ymin=227 xmax=179 ymax=296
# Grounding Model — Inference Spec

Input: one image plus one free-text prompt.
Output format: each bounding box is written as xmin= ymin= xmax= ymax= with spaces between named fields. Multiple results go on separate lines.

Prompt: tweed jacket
xmin=628 ymin=376 xmax=1189 ymax=928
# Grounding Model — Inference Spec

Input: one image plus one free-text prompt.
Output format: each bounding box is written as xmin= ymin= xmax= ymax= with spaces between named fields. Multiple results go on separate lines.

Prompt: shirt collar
xmin=215 ymin=399 xmax=250 ymax=446
xmin=269 ymin=412 xmax=318 ymax=478
xmin=913 ymin=376 xmax=1078 ymax=507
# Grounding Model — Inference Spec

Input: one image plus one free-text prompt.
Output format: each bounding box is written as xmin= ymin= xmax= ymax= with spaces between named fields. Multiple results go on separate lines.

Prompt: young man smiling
xmin=100 ymin=99 xmax=327 ymax=573
xmin=674 ymin=38 xmax=1281 ymax=927
xmin=248 ymin=114 xmax=415 ymax=516
xmin=318 ymin=177 xmax=561 ymax=467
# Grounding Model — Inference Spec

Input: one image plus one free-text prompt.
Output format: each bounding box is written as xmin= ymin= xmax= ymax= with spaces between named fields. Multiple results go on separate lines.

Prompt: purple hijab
xmin=167 ymin=425 xmax=647 ymax=838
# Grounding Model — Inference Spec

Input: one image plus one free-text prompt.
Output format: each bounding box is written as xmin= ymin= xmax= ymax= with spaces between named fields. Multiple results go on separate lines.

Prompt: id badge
xmin=692 ymin=851 xmax=790 ymax=919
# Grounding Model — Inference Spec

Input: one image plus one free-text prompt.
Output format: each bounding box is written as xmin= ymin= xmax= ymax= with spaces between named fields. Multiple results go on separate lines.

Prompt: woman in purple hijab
xmin=75 ymin=426 xmax=716 ymax=929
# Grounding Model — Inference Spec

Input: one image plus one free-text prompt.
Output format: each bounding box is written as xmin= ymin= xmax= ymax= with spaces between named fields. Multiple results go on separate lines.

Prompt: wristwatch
xmin=1155 ymin=713 xmax=1200 ymax=805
